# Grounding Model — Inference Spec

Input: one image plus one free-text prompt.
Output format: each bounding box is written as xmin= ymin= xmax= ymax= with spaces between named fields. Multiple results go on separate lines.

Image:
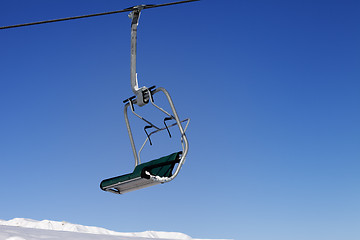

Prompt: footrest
xmin=100 ymin=152 xmax=181 ymax=194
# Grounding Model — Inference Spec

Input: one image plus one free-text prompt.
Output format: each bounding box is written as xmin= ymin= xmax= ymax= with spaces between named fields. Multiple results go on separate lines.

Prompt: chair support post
xmin=129 ymin=8 xmax=148 ymax=106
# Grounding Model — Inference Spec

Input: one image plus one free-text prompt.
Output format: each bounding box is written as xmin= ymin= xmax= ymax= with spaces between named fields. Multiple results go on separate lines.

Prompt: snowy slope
xmin=0 ymin=218 xmax=230 ymax=240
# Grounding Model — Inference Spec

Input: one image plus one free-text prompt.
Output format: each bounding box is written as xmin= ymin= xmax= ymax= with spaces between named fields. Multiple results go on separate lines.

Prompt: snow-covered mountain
xmin=0 ymin=218 xmax=229 ymax=240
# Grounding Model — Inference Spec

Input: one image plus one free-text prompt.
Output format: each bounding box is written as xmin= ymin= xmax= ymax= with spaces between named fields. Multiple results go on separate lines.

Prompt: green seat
xmin=100 ymin=151 xmax=181 ymax=194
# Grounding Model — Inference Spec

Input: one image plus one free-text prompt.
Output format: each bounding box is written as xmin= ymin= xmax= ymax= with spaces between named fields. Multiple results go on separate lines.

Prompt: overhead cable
xmin=0 ymin=0 xmax=199 ymax=30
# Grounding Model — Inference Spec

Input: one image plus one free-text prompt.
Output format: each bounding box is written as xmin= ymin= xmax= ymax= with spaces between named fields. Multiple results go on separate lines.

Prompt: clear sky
xmin=0 ymin=1 xmax=359 ymax=240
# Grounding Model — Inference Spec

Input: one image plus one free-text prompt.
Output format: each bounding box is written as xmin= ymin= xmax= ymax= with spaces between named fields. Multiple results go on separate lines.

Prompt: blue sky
xmin=0 ymin=0 xmax=359 ymax=239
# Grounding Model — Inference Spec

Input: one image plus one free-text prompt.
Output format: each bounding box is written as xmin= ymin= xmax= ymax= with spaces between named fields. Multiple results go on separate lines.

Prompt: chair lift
xmin=100 ymin=2 xmax=193 ymax=194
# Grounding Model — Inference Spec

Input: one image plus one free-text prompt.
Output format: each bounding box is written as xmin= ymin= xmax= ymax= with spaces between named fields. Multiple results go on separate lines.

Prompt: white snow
xmin=0 ymin=218 xmax=230 ymax=240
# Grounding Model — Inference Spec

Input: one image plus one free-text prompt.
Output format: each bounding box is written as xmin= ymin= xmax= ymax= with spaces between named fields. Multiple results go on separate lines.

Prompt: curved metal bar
xmin=181 ymin=118 xmax=190 ymax=153
xmin=147 ymin=87 xmax=189 ymax=183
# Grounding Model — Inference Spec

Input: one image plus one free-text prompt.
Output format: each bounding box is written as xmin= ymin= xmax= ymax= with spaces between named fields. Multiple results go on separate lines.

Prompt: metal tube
xmin=124 ymin=103 xmax=139 ymax=166
xmin=130 ymin=10 xmax=141 ymax=94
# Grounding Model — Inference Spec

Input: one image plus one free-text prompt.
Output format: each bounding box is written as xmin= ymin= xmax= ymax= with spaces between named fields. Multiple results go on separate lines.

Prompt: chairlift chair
xmin=100 ymin=4 xmax=191 ymax=194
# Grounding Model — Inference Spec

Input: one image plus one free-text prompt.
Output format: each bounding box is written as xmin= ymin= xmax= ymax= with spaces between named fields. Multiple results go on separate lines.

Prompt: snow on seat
xmin=100 ymin=152 xmax=181 ymax=194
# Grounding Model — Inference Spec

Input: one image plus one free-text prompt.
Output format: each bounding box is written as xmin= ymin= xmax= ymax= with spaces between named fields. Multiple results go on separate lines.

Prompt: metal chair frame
xmin=120 ymin=7 xmax=189 ymax=184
